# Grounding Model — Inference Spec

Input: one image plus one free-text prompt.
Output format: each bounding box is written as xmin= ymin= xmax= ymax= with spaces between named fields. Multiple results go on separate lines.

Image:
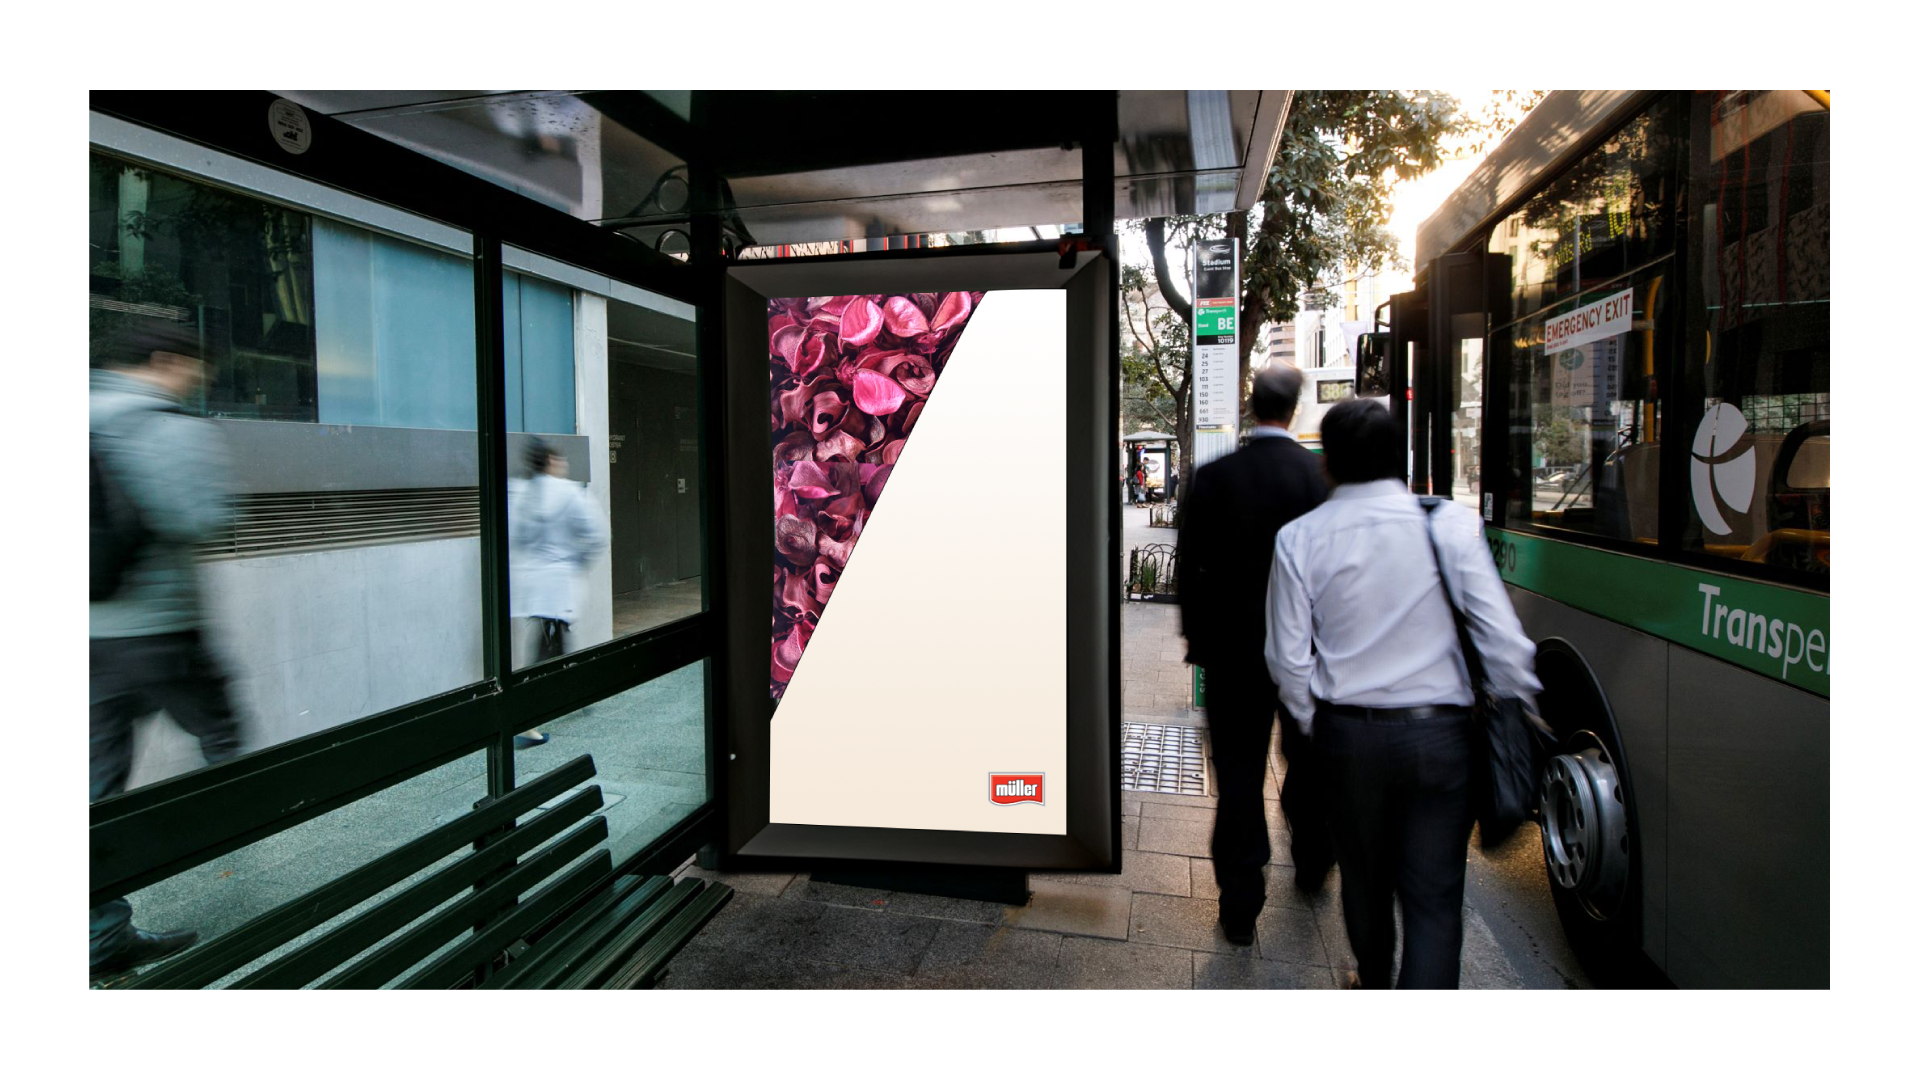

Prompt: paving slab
xmin=1001 ymin=879 xmax=1131 ymax=940
xmin=885 ymin=889 xmax=1008 ymax=925
xmin=1193 ymin=952 xmax=1340 ymax=990
xmin=675 ymin=865 xmax=796 ymax=898
xmin=661 ymin=944 xmax=911 ymax=989
xmin=908 ymin=923 xmax=1065 ymax=989
xmin=1460 ymin=900 xmax=1525 ymax=990
xmin=1138 ymin=800 xmax=1215 ymax=823
xmin=777 ymin=904 xmax=944 ymax=975
xmin=1128 ymin=892 xmax=1259 ymax=957
xmin=1032 ymin=849 xmax=1191 ymax=898
xmin=1052 ymin=936 xmax=1194 ymax=989
xmin=1135 ymin=816 xmax=1213 ymax=858
xmin=1256 ymin=897 xmax=1332 ymax=967
xmin=1189 ymin=860 xmax=1308 ymax=903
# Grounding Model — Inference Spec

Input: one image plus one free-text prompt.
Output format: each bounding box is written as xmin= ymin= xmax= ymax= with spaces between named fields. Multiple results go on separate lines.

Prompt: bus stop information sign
xmin=1190 ymin=239 xmax=1239 ymax=711
xmin=1190 ymin=239 xmax=1240 ymax=439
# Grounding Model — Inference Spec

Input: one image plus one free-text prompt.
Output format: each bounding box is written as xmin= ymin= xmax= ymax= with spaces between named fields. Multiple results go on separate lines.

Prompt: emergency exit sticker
xmin=1543 ymin=288 xmax=1632 ymax=352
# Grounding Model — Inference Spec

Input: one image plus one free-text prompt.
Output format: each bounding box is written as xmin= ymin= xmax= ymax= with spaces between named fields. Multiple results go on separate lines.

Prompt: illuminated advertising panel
xmin=766 ymin=290 xmax=1068 ymax=835
xmin=721 ymin=250 xmax=1116 ymax=870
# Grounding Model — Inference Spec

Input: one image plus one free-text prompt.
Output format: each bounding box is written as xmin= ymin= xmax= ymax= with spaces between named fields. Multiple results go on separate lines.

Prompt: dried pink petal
xmin=882 ymin=295 xmax=930 ymax=338
xmin=852 ymin=369 xmax=907 ymax=416
xmin=788 ymin=461 xmax=837 ymax=499
xmin=931 ymin=291 xmax=973 ymax=334
xmin=774 ymin=514 xmax=818 ymax=562
xmin=814 ymin=428 xmax=867 ymax=462
xmin=839 ymin=297 xmax=884 ymax=348
xmin=774 ymin=430 xmax=815 ymax=463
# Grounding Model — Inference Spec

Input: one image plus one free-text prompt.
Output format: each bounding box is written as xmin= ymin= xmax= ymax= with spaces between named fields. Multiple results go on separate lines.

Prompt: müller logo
xmin=989 ymin=773 xmax=1045 ymax=806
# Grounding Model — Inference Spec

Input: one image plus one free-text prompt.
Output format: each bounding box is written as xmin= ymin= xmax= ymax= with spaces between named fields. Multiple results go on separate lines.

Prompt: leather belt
xmin=1316 ymin=703 xmax=1471 ymax=723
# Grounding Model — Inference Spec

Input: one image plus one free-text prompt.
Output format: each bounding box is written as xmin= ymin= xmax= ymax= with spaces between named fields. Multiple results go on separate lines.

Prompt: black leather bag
xmin=1418 ymin=499 xmax=1551 ymax=849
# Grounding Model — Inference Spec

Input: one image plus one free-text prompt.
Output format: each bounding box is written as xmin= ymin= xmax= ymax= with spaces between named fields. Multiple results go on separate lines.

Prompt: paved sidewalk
xmin=662 ymin=505 xmax=1532 ymax=990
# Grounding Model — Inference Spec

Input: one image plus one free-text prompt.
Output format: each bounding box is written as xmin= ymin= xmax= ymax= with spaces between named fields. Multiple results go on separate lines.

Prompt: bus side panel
xmin=1666 ymin=649 xmax=1830 ymax=988
xmin=1507 ymin=587 xmax=1670 ymax=972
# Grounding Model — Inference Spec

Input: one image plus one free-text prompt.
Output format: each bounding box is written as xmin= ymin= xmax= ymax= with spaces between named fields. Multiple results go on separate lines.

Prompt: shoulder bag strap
xmin=1419 ymin=497 xmax=1488 ymax=703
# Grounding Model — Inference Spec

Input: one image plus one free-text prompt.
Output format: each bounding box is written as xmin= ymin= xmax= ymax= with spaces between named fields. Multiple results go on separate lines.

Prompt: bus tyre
xmin=1539 ymin=729 xmax=1637 ymax=981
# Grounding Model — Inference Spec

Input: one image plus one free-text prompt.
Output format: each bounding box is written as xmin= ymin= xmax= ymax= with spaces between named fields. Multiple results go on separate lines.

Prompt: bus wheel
xmin=1532 ymin=639 xmax=1644 ymax=984
xmin=1541 ymin=732 xmax=1630 ymax=922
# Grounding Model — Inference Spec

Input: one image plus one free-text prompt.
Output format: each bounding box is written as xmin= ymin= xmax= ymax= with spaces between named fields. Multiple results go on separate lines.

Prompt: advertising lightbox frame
xmin=718 ymin=243 xmax=1119 ymax=871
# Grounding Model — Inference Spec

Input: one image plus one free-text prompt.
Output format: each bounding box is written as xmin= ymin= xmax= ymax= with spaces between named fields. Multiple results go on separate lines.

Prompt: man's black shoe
xmin=1220 ymin=920 xmax=1257 ymax=947
xmin=90 ymin=927 xmax=198 ymax=981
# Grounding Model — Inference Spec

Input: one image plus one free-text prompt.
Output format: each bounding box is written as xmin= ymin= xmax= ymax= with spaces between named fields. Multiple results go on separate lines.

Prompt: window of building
xmin=504 ymin=249 xmax=703 ymax=672
xmin=89 ymin=169 xmax=485 ymax=797
xmin=90 ymin=152 xmax=317 ymax=422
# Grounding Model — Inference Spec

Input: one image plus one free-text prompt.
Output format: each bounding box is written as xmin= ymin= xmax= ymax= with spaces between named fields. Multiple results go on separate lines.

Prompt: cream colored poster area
xmin=771 ymin=290 xmax=1066 ymax=834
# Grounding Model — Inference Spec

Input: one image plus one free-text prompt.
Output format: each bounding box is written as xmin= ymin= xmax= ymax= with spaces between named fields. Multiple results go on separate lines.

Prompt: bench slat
xmin=230 ymin=786 xmax=606 ymax=989
xmin=556 ymin=878 xmax=703 ymax=990
xmin=485 ymin=875 xmax=670 ymax=990
xmin=606 ymin=882 xmax=733 ymax=989
xmin=318 ymin=816 xmax=609 ymax=989
xmin=124 ymin=755 xmax=598 ymax=990
xmin=395 ymin=850 xmax=615 ymax=989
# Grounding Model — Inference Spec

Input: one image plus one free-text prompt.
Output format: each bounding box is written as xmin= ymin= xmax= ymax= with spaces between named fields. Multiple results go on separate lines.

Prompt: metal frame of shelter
xmin=86 ymin=91 xmax=1151 ymax=914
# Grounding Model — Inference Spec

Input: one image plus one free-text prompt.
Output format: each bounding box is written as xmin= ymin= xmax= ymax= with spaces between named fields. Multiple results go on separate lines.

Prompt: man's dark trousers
xmin=1317 ymin=704 xmax=1475 ymax=989
xmin=1204 ymin=664 xmax=1333 ymax=928
xmin=90 ymin=632 xmax=241 ymax=963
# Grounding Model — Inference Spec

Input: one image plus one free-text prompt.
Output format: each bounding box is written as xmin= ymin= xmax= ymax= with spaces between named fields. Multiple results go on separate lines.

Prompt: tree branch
xmin=1144 ymin=218 xmax=1193 ymax=325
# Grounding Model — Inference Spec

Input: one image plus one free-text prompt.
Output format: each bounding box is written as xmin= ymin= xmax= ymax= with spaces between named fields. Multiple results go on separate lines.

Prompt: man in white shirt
xmin=1264 ymin=398 xmax=1541 ymax=989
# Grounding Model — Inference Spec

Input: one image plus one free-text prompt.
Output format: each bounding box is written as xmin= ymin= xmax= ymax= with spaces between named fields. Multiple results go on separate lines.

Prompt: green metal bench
xmin=110 ymin=754 xmax=730 ymax=989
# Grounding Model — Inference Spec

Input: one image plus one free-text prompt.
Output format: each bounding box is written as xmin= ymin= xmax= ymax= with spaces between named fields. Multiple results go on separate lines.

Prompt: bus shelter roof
xmin=1123 ymin=431 xmax=1177 ymax=443
xmin=275 ymin=91 xmax=1290 ymax=252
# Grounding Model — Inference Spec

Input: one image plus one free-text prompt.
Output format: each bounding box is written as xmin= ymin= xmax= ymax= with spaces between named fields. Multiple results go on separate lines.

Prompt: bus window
xmin=1503 ymin=268 xmax=1668 ymax=543
xmin=1682 ymin=92 xmax=1829 ymax=580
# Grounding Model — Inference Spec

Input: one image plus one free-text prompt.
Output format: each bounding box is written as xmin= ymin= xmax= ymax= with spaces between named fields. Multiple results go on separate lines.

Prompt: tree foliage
xmin=1136 ymin=90 xmax=1480 ymax=470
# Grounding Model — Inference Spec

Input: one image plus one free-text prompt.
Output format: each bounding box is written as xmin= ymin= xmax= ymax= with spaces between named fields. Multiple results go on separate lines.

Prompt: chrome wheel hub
xmin=1540 ymin=741 xmax=1629 ymax=920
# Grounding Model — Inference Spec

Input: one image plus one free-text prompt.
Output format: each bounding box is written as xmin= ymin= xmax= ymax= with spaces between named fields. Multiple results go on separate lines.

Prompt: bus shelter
xmin=87 ymin=91 xmax=1290 ymax=982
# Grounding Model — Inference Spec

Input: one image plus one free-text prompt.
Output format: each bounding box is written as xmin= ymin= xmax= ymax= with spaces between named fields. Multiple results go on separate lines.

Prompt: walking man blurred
xmin=89 ymin=320 xmax=241 ymax=980
xmin=1177 ymin=364 xmax=1332 ymax=944
xmin=1266 ymin=398 xmax=1541 ymax=988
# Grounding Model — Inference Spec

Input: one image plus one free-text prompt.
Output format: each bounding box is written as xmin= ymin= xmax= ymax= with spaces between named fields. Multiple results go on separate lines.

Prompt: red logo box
xmin=989 ymin=773 xmax=1044 ymax=806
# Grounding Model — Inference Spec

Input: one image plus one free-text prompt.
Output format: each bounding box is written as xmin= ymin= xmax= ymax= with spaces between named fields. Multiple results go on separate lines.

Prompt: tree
xmin=1133 ymin=90 xmax=1539 ymax=471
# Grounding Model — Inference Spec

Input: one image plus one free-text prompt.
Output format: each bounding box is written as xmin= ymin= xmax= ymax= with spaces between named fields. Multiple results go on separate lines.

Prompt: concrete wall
xmin=124 ymin=538 xmax=484 ymax=791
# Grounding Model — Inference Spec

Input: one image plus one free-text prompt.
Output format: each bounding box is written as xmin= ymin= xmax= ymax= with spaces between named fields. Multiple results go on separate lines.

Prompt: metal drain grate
xmin=1120 ymin=723 xmax=1209 ymax=796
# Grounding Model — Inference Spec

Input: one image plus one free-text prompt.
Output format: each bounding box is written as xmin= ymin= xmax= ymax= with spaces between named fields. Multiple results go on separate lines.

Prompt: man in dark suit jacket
xmin=1177 ymin=364 xmax=1331 ymax=942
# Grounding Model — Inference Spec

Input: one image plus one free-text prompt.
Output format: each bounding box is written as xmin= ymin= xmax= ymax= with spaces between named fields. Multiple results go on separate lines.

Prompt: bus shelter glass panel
xmin=502 ymin=248 xmax=703 ymax=672
xmin=113 ymin=749 xmax=489 ymax=985
xmin=89 ymin=151 xmax=485 ymax=796
xmin=513 ymin=660 xmax=711 ymax=863
xmin=1682 ymin=92 xmax=1830 ymax=580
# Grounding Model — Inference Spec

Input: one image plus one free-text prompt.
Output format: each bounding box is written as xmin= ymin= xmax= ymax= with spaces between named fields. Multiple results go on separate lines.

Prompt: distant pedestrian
xmin=1265 ymin=398 xmax=1541 ymax=988
xmin=1177 ymin=364 xmax=1331 ymax=945
xmin=508 ymin=439 xmax=610 ymax=746
xmin=1133 ymin=464 xmax=1147 ymax=506
xmin=89 ymin=319 xmax=242 ymax=981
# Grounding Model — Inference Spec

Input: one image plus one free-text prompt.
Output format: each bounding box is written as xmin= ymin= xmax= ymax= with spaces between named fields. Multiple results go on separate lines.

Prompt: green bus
xmin=1376 ymin=90 xmax=1829 ymax=987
